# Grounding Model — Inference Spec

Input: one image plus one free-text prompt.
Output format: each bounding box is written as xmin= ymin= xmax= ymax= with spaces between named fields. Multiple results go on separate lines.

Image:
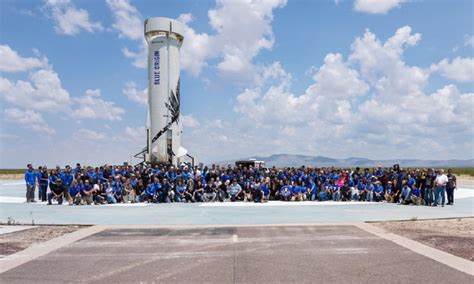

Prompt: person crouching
xmin=68 ymin=180 xmax=82 ymax=205
xmin=47 ymin=179 xmax=64 ymax=205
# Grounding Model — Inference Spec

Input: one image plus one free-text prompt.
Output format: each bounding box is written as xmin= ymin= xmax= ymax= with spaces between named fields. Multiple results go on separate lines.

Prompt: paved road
xmin=2 ymin=225 xmax=473 ymax=283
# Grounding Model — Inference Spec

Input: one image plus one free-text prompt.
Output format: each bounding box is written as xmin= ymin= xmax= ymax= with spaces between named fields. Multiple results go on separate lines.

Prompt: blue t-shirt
xmin=366 ymin=184 xmax=374 ymax=192
xmin=176 ymin=185 xmax=187 ymax=193
xmin=280 ymin=186 xmax=291 ymax=197
xmin=374 ymin=185 xmax=383 ymax=194
xmin=259 ymin=185 xmax=269 ymax=195
xmin=81 ymin=184 xmax=93 ymax=195
xmin=146 ymin=184 xmax=157 ymax=195
xmin=69 ymin=185 xmax=80 ymax=196
xmin=291 ymin=186 xmax=300 ymax=194
xmin=411 ymin=188 xmax=420 ymax=197
xmin=25 ymin=170 xmax=36 ymax=185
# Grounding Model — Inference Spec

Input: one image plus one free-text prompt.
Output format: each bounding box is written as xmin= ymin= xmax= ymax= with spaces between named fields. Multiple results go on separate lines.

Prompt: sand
xmin=0 ymin=225 xmax=83 ymax=257
xmin=374 ymin=218 xmax=474 ymax=261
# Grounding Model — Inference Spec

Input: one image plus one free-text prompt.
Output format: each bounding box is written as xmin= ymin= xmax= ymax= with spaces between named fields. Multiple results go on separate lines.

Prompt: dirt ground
xmin=457 ymin=175 xmax=474 ymax=188
xmin=0 ymin=174 xmax=23 ymax=180
xmin=0 ymin=226 xmax=83 ymax=257
xmin=374 ymin=218 xmax=474 ymax=261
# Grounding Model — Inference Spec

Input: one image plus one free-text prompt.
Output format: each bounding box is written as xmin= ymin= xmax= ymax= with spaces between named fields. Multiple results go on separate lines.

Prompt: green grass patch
xmin=0 ymin=169 xmax=25 ymax=174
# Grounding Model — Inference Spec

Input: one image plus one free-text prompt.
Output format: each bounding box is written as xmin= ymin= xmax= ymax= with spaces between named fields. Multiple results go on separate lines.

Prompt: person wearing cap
xmin=434 ymin=169 xmax=448 ymax=207
xmin=24 ymin=164 xmax=37 ymax=203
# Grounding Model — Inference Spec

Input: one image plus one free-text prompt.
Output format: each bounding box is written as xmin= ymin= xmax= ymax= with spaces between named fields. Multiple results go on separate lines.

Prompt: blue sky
xmin=1 ymin=0 xmax=473 ymax=168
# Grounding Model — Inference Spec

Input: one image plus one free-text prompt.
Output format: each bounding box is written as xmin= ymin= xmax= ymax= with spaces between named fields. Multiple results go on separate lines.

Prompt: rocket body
xmin=145 ymin=17 xmax=186 ymax=165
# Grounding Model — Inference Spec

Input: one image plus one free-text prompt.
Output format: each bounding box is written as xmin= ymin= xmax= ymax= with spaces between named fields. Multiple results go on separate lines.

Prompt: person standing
xmin=37 ymin=166 xmax=49 ymax=202
xmin=446 ymin=169 xmax=457 ymax=205
xmin=434 ymin=169 xmax=448 ymax=207
xmin=423 ymin=169 xmax=435 ymax=206
xmin=24 ymin=164 xmax=36 ymax=203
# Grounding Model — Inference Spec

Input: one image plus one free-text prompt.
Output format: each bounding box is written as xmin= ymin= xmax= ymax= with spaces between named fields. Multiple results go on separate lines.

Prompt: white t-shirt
xmin=435 ymin=174 xmax=448 ymax=186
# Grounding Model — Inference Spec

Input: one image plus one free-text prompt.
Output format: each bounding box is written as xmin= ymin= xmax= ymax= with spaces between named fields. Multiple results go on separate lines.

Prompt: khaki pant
xmin=123 ymin=191 xmax=136 ymax=203
xmin=411 ymin=195 xmax=422 ymax=205
xmin=71 ymin=195 xmax=82 ymax=205
xmin=384 ymin=193 xmax=394 ymax=203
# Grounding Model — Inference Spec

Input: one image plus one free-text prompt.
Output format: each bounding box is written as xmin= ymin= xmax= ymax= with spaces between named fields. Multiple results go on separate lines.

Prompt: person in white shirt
xmin=433 ymin=169 xmax=448 ymax=207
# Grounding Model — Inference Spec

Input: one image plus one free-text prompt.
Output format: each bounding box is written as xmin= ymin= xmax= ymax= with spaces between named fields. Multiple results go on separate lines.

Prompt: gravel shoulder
xmin=0 ymin=226 xmax=85 ymax=257
xmin=373 ymin=217 xmax=474 ymax=261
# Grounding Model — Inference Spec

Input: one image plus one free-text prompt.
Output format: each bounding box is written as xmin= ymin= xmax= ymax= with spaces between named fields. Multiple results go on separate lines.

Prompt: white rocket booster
xmin=144 ymin=17 xmax=187 ymax=165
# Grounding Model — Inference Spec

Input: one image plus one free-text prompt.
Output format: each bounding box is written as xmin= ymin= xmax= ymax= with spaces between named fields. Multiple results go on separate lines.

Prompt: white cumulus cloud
xmin=1 ymin=69 xmax=71 ymax=112
xmin=123 ymin=81 xmax=147 ymax=106
xmin=431 ymin=57 xmax=474 ymax=82
xmin=4 ymin=108 xmax=55 ymax=135
xmin=183 ymin=25 xmax=474 ymax=163
xmin=354 ymin=0 xmax=408 ymax=14
xmin=0 ymin=45 xmax=48 ymax=72
xmin=43 ymin=0 xmax=103 ymax=35
xmin=71 ymin=89 xmax=125 ymax=121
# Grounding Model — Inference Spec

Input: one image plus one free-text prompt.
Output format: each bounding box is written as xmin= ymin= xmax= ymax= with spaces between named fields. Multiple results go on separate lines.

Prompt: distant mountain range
xmin=215 ymin=154 xmax=474 ymax=168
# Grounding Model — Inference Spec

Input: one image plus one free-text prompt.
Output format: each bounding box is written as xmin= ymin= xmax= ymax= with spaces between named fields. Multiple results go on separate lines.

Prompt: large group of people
xmin=24 ymin=162 xmax=457 ymax=207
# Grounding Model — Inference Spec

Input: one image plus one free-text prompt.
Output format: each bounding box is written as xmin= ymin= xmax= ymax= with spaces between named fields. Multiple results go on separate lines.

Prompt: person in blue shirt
xmin=410 ymin=184 xmax=422 ymax=205
xmin=24 ymin=164 xmax=36 ymax=203
xmin=332 ymin=184 xmax=341 ymax=201
xmin=68 ymin=180 xmax=82 ymax=205
xmin=61 ymin=168 xmax=74 ymax=204
xmin=384 ymin=181 xmax=394 ymax=203
xmin=228 ymin=179 xmax=243 ymax=202
xmin=112 ymin=178 xmax=123 ymax=203
xmin=365 ymin=181 xmax=374 ymax=202
xmin=37 ymin=166 xmax=49 ymax=202
xmin=174 ymin=180 xmax=187 ymax=202
xmin=373 ymin=181 xmax=384 ymax=202
xmin=279 ymin=181 xmax=292 ymax=201
xmin=319 ymin=182 xmax=331 ymax=201
xmin=48 ymin=169 xmax=60 ymax=195
xmin=144 ymin=179 xmax=158 ymax=203
xmin=103 ymin=177 xmax=117 ymax=204
xmin=400 ymin=182 xmax=411 ymax=205
xmin=74 ymin=163 xmax=81 ymax=175
xmin=351 ymin=183 xmax=359 ymax=201
xmin=299 ymin=181 xmax=309 ymax=201
xmin=259 ymin=181 xmax=270 ymax=202
xmin=290 ymin=181 xmax=302 ymax=201
xmin=309 ymin=179 xmax=318 ymax=201
xmin=81 ymin=179 xmax=95 ymax=205
xmin=406 ymin=174 xmax=416 ymax=189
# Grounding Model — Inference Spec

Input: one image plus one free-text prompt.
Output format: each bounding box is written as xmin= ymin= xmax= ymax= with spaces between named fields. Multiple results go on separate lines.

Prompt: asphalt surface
xmin=2 ymin=225 xmax=473 ymax=283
